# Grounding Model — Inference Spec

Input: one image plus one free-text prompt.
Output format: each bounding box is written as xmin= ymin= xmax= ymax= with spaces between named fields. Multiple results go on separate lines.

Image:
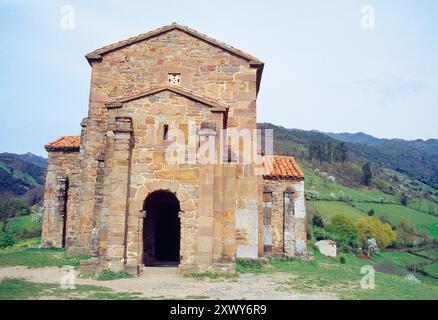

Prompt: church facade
xmin=42 ymin=24 xmax=307 ymax=274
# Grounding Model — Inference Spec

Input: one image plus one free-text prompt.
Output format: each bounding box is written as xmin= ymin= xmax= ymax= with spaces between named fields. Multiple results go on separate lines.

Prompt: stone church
xmin=42 ymin=23 xmax=307 ymax=274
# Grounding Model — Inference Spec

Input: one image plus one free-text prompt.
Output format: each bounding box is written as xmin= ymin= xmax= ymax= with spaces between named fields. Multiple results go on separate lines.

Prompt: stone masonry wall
xmin=42 ymin=150 xmax=80 ymax=248
xmin=262 ymin=179 xmax=307 ymax=257
xmin=76 ymin=28 xmax=260 ymax=264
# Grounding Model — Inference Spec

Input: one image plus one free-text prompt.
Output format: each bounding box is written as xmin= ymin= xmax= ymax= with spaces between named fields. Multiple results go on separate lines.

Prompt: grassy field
xmin=307 ymin=200 xmax=364 ymax=221
xmin=302 ymin=166 xmax=397 ymax=203
xmin=408 ymin=198 xmax=438 ymax=216
xmin=4 ymin=215 xmax=42 ymax=238
xmin=0 ymin=278 xmax=143 ymax=300
xmin=423 ymin=264 xmax=438 ymax=279
xmin=354 ymin=203 xmax=438 ymax=238
xmin=302 ymin=163 xmax=438 ymax=239
xmin=307 ymin=199 xmax=438 ymax=238
xmin=0 ymin=247 xmax=89 ymax=268
xmin=237 ymin=251 xmax=438 ymax=300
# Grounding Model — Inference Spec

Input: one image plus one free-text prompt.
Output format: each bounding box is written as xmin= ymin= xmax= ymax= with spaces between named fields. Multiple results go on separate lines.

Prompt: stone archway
xmin=143 ymin=189 xmax=181 ymax=266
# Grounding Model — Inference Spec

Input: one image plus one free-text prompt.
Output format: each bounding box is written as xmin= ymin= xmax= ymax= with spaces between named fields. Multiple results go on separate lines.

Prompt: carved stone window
xmin=163 ymin=124 xmax=169 ymax=140
xmin=168 ymin=73 xmax=181 ymax=86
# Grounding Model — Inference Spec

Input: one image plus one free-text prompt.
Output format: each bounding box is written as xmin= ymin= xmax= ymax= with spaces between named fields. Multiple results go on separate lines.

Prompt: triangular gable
xmin=105 ymin=84 xmax=228 ymax=112
xmin=86 ymin=23 xmax=263 ymax=66
xmin=86 ymin=23 xmax=264 ymax=94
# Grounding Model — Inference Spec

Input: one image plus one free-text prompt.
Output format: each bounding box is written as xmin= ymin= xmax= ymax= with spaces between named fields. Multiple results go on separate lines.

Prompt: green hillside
xmin=303 ymin=163 xmax=438 ymax=239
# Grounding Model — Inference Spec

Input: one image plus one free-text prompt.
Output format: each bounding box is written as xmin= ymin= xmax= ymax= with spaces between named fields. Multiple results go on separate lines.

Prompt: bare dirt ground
xmin=0 ymin=266 xmax=337 ymax=300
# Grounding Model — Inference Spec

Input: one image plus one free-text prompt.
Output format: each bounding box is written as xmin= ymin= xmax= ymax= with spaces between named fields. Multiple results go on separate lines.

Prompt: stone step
xmin=142 ymin=267 xmax=179 ymax=276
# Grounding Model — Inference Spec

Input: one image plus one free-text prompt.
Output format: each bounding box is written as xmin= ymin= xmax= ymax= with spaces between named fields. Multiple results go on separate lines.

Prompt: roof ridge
xmin=85 ymin=23 xmax=264 ymax=65
xmin=45 ymin=136 xmax=81 ymax=152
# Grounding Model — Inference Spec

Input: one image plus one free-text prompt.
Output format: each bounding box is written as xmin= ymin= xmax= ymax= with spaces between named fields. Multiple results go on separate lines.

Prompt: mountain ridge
xmin=258 ymin=123 xmax=438 ymax=188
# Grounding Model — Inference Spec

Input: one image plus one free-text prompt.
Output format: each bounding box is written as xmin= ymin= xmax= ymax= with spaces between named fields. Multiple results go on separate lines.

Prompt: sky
xmin=0 ymin=0 xmax=437 ymax=156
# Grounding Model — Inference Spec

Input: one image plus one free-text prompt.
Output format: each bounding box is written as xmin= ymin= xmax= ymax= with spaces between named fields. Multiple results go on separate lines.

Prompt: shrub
xmin=313 ymin=226 xmax=330 ymax=241
xmin=30 ymin=206 xmax=43 ymax=224
xmin=339 ymin=256 xmax=346 ymax=264
xmin=327 ymin=214 xmax=358 ymax=248
xmin=0 ymin=230 xmax=16 ymax=249
xmin=312 ymin=214 xmax=324 ymax=228
xmin=97 ymin=270 xmax=133 ymax=281
xmin=236 ymin=259 xmax=264 ymax=273
xmin=337 ymin=191 xmax=352 ymax=204
xmin=305 ymin=190 xmax=319 ymax=200
xmin=400 ymin=193 xmax=409 ymax=206
xmin=398 ymin=220 xmax=416 ymax=235
xmin=361 ymin=163 xmax=372 ymax=186
xmin=357 ymin=216 xmax=396 ymax=249
xmin=367 ymin=209 xmax=375 ymax=216
xmin=394 ymin=221 xmax=419 ymax=248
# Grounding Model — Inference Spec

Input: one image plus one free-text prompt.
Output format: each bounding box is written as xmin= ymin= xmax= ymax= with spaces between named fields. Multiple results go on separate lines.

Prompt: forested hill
xmin=258 ymin=123 xmax=438 ymax=189
xmin=0 ymin=153 xmax=47 ymax=202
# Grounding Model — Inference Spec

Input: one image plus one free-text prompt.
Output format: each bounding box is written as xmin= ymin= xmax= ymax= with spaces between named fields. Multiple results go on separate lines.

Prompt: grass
xmin=97 ymin=270 xmax=133 ymax=281
xmin=354 ymin=203 xmax=438 ymax=238
xmin=5 ymin=215 xmax=42 ymax=238
xmin=307 ymin=200 xmax=365 ymax=221
xmin=237 ymin=251 xmax=438 ymax=299
xmin=185 ymin=295 xmax=210 ymax=300
xmin=302 ymin=166 xmax=397 ymax=203
xmin=13 ymin=237 xmax=41 ymax=248
xmin=409 ymin=198 xmax=438 ymax=215
xmin=0 ymin=247 xmax=90 ymax=268
xmin=0 ymin=278 xmax=143 ymax=300
xmin=185 ymin=271 xmax=237 ymax=281
xmin=422 ymin=264 xmax=438 ymax=279
xmin=414 ymin=248 xmax=438 ymax=260
xmin=375 ymin=251 xmax=429 ymax=267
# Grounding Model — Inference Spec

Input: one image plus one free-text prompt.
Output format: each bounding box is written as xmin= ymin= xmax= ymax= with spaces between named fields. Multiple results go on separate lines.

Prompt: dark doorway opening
xmin=59 ymin=178 xmax=69 ymax=248
xmin=143 ymin=189 xmax=181 ymax=266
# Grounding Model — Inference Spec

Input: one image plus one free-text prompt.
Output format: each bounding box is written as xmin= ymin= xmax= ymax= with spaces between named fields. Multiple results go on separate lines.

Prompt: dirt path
xmin=0 ymin=266 xmax=337 ymax=300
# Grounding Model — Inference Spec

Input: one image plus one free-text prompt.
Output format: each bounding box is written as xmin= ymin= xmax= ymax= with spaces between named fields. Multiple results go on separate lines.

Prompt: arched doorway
xmin=143 ymin=189 xmax=181 ymax=266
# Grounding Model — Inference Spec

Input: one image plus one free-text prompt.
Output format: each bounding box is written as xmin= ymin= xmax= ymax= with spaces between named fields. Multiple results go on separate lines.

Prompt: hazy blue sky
xmin=1 ymin=0 xmax=437 ymax=156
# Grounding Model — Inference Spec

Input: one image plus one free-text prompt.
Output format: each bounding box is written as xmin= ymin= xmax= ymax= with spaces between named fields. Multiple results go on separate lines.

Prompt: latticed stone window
xmin=284 ymin=190 xmax=295 ymax=216
xmin=168 ymin=73 xmax=181 ymax=85
xmin=263 ymin=191 xmax=273 ymax=253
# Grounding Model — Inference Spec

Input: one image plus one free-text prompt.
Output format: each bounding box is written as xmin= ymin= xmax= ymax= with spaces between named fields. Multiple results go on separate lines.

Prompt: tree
xmin=367 ymin=209 xmax=375 ymax=216
xmin=400 ymin=193 xmax=409 ymax=206
xmin=361 ymin=163 xmax=372 ymax=186
xmin=357 ymin=216 xmax=397 ymax=249
xmin=0 ymin=198 xmax=23 ymax=232
xmin=327 ymin=214 xmax=358 ymax=248
xmin=398 ymin=220 xmax=416 ymax=235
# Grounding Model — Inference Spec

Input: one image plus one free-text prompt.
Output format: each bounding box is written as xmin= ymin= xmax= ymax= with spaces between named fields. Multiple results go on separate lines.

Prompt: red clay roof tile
xmin=45 ymin=136 xmax=80 ymax=152
xmin=263 ymin=156 xmax=304 ymax=180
